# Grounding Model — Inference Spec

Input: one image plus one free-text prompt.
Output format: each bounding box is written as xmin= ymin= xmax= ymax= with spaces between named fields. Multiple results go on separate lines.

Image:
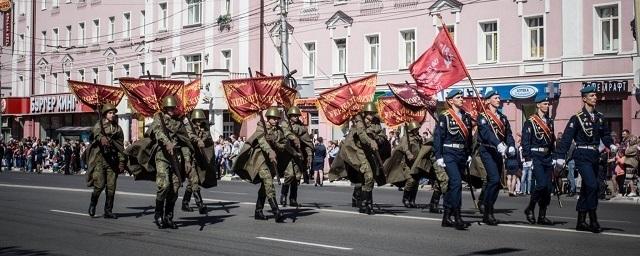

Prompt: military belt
xmin=443 ymin=143 xmax=465 ymax=149
xmin=577 ymin=145 xmax=598 ymax=151
xmin=531 ymin=147 xmax=549 ymax=153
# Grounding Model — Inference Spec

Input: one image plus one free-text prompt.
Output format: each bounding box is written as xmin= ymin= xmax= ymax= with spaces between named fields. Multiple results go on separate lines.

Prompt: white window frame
xmin=52 ymin=73 xmax=58 ymax=93
xmin=78 ymin=22 xmax=85 ymax=46
xmin=40 ymin=74 xmax=47 ymax=95
xmin=185 ymin=54 xmax=202 ymax=74
xmin=65 ymin=26 xmax=71 ymax=47
xmin=140 ymin=62 xmax=146 ymax=76
xmin=52 ymin=28 xmax=59 ymax=51
xmin=186 ymin=0 xmax=202 ymax=26
xmin=303 ymin=41 xmax=317 ymax=77
xmin=523 ymin=15 xmax=545 ymax=60
xmin=52 ymin=0 xmax=59 ymax=8
xmin=159 ymin=58 xmax=167 ymax=77
xmin=159 ymin=3 xmax=168 ymax=31
xmin=123 ymin=12 xmax=131 ymax=40
xmin=140 ymin=10 xmax=146 ymax=37
xmin=364 ymin=33 xmax=380 ymax=73
xmin=398 ymin=29 xmax=416 ymax=70
xmin=64 ymin=71 xmax=70 ymax=90
xmin=223 ymin=0 xmax=231 ymax=15
xmin=333 ymin=38 xmax=347 ymax=74
xmin=18 ymin=1 xmax=26 ymax=16
xmin=41 ymin=31 xmax=47 ymax=53
xmin=41 ymin=0 xmax=47 ymax=10
xmin=92 ymin=19 xmax=100 ymax=45
xmin=123 ymin=64 xmax=130 ymax=77
xmin=107 ymin=65 xmax=114 ymax=85
xmin=78 ymin=69 xmax=85 ymax=82
xmin=92 ymin=67 xmax=99 ymax=83
xmin=221 ymin=50 xmax=231 ymax=70
xmin=108 ymin=17 xmax=115 ymax=42
xmin=593 ymin=2 xmax=620 ymax=54
xmin=477 ymin=20 xmax=499 ymax=64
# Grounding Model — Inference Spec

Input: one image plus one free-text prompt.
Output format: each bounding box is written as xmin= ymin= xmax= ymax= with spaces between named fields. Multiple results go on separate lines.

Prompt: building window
xmin=223 ymin=0 xmax=231 ymax=15
xmin=185 ymin=54 xmax=202 ymax=74
xmin=65 ymin=26 xmax=71 ymax=47
xmin=52 ymin=28 xmax=59 ymax=50
xmin=159 ymin=58 xmax=167 ymax=77
xmin=303 ymin=42 xmax=316 ymax=77
xmin=108 ymin=17 xmax=115 ymax=42
xmin=596 ymin=5 xmax=619 ymax=52
xmin=52 ymin=73 xmax=58 ymax=93
xmin=221 ymin=50 xmax=231 ymax=70
xmin=108 ymin=66 xmax=114 ymax=85
xmin=159 ymin=3 xmax=168 ymax=31
xmin=140 ymin=11 xmax=146 ymax=36
xmin=446 ymin=25 xmax=455 ymax=42
xmin=334 ymin=38 xmax=346 ymax=74
xmin=365 ymin=35 xmax=379 ymax=72
xmin=78 ymin=69 xmax=85 ymax=81
xmin=223 ymin=111 xmax=236 ymax=138
xmin=19 ymin=76 xmax=24 ymax=91
xmin=525 ymin=16 xmax=544 ymax=59
xmin=41 ymin=31 xmax=47 ymax=52
xmin=123 ymin=13 xmax=131 ymax=39
xmin=52 ymin=0 xmax=59 ymax=8
xmin=480 ymin=21 xmax=498 ymax=63
xmin=140 ymin=62 xmax=146 ymax=76
xmin=40 ymin=75 xmax=46 ymax=95
xmin=400 ymin=30 xmax=415 ymax=69
xmin=123 ymin=64 xmax=130 ymax=77
xmin=187 ymin=0 xmax=202 ymax=25
xmin=18 ymin=34 xmax=25 ymax=56
xmin=64 ymin=71 xmax=70 ymax=89
xmin=41 ymin=0 xmax=46 ymax=10
xmin=78 ymin=22 xmax=85 ymax=46
xmin=92 ymin=67 xmax=99 ymax=83
xmin=92 ymin=19 xmax=100 ymax=44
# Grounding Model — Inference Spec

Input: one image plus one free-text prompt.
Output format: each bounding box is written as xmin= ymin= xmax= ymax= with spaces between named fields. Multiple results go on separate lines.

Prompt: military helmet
xmin=100 ymin=103 xmax=117 ymax=115
xmin=265 ymin=107 xmax=281 ymax=119
xmin=407 ymin=121 xmax=421 ymax=132
xmin=363 ymin=102 xmax=377 ymax=113
xmin=287 ymin=106 xmax=301 ymax=116
xmin=162 ymin=95 xmax=178 ymax=108
xmin=191 ymin=109 xmax=206 ymax=120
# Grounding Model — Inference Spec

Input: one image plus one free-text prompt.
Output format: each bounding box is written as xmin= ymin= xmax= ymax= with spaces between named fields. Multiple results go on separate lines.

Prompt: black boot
xmin=441 ymin=208 xmax=455 ymax=227
xmin=588 ymin=210 xmax=602 ymax=233
xmin=103 ymin=194 xmax=117 ymax=219
xmin=363 ymin=191 xmax=374 ymax=215
xmin=524 ymin=200 xmax=536 ymax=224
xmin=88 ymin=193 xmax=99 ymax=217
xmin=280 ymin=184 xmax=289 ymax=207
xmin=164 ymin=199 xmax=178 ymax=229
xmin=289 ymin=183 xmax=299 ymax=207
xmin=483 ymin=206 xmax=498 ymax=226
xmin=429 ymin=191 xmax=442 ymax=213
xmin=193 ymin=190 xmax=208 ymax=215
xmin=181 ymin=190 xmax=193 ymax=212
xmin=408 ymin=189 xmax=418 ymax=208
xmin=537 ymin=207 xmax=552 ymax=225
xmin=478 ymin=182 xmax=487 ymax=214
xmin=402 ymin=190 xmax=411 ymax=208
xmin=255 ymin=196 xmax=268 ymax=220
xmin=154 ymin=200 xmax=166 ymax=229
xmin=267 ymin=198 xmax=285 ymax=223
xmin=352 ymin=187 xmax=361 ymax=207
xmin=453 ymin=208 xmax=469 ymax=230
xmin=576 ymin=211 xmax=589 ymax=231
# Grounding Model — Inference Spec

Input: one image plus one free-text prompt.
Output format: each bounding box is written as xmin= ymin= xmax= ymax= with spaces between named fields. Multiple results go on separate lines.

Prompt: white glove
xmin=610 ymin=144 xmax=618 ymax=153
xmin=497 ymin=143 xmax=507 ymax=154
xmin=436 ymin=158 xmax=446 ymax=168
xmin=508 ymin=146 xmax=516 ymax=156
xmin=523 ymin=161 xmax=533 ymax=168
xmin=551 ymin=160 xmax=556 ymax=166
xmin=555 ymin=159 xmax=565 ymax=167
xmin=466 ymin=156 xmax=472 ymax=166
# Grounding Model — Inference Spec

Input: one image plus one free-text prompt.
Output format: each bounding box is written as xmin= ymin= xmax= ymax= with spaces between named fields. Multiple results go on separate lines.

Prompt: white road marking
xmin=548 ymin=215 xmax=633 ymax=224
xmin=3 ymin=183 xmax=640 ymax=239
xmin=50 ymin=209 xmax=89 ymax=217
xmin=256 ymin=236 xmax=353 ymax=250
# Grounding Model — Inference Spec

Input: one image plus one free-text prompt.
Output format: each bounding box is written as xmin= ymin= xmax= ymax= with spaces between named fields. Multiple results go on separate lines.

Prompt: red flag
xmin=119 ymin=78 xmax=184 ymax=117
xmin=376 ymin=96 xmax=426 ymax=128
xmin=181 ymin=79 xmax=201 ymax=113
xmin=461 ymin=96 xmax=484 ymax=121
xmin=277 ymin=85 xmax=298 ymax=109
xmin=317 ymin=85 xmax=358 ymax=126
xmin=409 ymin=28 xmax=467 ymax=97
xmin=68 ymin=80 xmax=125 ymax=110
xmin=222 ymin=78 xmax=261 ymax=121
xmin=349 ymin=74 xmax=377 ymax=108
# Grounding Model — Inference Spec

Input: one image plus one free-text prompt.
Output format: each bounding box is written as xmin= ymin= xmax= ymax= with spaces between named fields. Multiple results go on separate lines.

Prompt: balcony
xmin=298 ymin=4 xmax=319 ymax=22
xmin=394 ymin=0 xmax=419 ymax=9
xmin=360 ymin=0 xmax=383 ymax=15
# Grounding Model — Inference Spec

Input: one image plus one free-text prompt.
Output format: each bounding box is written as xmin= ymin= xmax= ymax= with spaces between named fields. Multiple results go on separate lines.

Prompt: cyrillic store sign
xmin=436 ymin=82 xmax=559 ymax=101
xmin=582 ymin=81 xmax=629 ymax=93
xmin=30 ymin=94 xmax=78 ymax=113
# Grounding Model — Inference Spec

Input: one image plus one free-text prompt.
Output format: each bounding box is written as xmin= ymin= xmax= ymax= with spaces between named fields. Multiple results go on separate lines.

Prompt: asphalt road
xmin=1 ymin=171 xmax=639 ymax=256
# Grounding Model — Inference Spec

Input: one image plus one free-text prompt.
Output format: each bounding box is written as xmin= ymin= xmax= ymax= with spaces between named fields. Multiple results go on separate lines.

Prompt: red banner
xmin=68 ymin=80 xmax=125 ymax=110
xmin=222 ymin=76 xmax=284 ymax=121
xmin=277 ymin=85 xmax=298 ymax=109
xmin=349 ymin=74 xmax=377 ymax=107
xmin=387 ymin=83 xmax=430 ymax=108
xmin=181 ymin=79 xmax=201 ymax=113
xmin=376 ymin=96 xmax=426 ymax=128
xmin=409 ymin=28 xmax=467 ymax=97
xmin=252 ymin=76 xmax=285 ymax=108
xmin=3 ymin=12 xmax=11 ymax=47
xmin=119 ymin=78 xmax=184 ymax=117
xmin=317 ymin=84 xmax=358 ymax=126
xmin=299 ymin=111 xmax=310 ymax=126
xmin=460 ymin=96 xmax=484 ymax=121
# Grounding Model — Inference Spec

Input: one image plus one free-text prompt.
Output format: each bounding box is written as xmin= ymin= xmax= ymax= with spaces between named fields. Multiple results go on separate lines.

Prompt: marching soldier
xmin=232 ymin=107 xmax=288 ymax=223
xmin=181 ymin=109 xmax=210 ymax=214
xmin=522 ymin=95 xmax=556 ymax=225
xmin=555 ymin=86 xmax=616 ymax=233
xmin=359 ymin=102 xmax=387 ymax=214
xmin=399 ymin=121 xmax=422 ymax=208
xmin=86 ymin=103 xmax=127 ymax=219
xmin=279 ymin=106 xmax=314 ymax=207
xmin=477 ymin=90 xmax=516 ymax=226
xmin=433 ymin=90 xmax=473 ymax=230
xmin=149 ymin=95 xmax=193 ymax=229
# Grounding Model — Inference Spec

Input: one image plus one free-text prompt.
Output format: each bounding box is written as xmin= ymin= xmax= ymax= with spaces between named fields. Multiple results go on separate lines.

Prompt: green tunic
xmin=86 ymin=120 xmax=126 ymax=188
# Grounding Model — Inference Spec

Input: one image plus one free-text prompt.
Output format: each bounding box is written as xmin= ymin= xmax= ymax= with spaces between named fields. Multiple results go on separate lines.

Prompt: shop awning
xmin=56 ymin=126 xmax=93 ymax=133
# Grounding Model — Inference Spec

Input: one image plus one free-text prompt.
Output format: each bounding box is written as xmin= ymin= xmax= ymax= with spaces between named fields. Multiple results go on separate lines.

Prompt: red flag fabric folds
xmin=376 ymin=96 xmax=426 ymax=128
xmin=119 ymin=77 xmax=185 ymax=117
xmin=68 ymin=80 xmax=125 ymax=110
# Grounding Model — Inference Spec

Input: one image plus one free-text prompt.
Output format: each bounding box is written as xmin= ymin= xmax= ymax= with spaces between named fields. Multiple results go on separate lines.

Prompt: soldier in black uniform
xmin=477 ymin=90 xmax=516 ymax=226
xmin=555 ymin=86 xmax=616 ymax=233
xmin=433 ymin=89 xmax=473 ymax=230
xmin=522 ymin=95 xmax=555 ymax=225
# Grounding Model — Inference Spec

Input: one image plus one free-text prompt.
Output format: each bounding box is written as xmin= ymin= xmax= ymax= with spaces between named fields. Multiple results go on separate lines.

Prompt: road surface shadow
xmin=178 ymin=214 xmax=235 ymax=231
xmin=118 ymin=206 xmax=155 ymax=218
xmin=301 ymin=202 xmax=334 ymax=209
xmin=458 ymin=247 xmax=525 ymax=255
xmin=0 ymin=246 xmax=66 ymax=256
xmin=202 ymin=202 xmax=240 ymax=214
xmin=282 ymin=208 xmax=319 ymax=223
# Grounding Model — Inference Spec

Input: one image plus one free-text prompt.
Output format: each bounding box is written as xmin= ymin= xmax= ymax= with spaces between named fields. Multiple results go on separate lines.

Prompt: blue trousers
xmin=573 ymin=149 xmax=600 ymax=211
xmin=442 ymin=148 xmax=466 ymax=209
xmin=531 ymin=154 xmax=553 ymax=208
xmin=480 ymin=146 xmax=503 ymax=208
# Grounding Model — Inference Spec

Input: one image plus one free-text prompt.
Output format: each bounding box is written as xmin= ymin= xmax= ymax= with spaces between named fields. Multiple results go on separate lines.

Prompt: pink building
xmin=1 ymin=0 xmax=638 ymax=144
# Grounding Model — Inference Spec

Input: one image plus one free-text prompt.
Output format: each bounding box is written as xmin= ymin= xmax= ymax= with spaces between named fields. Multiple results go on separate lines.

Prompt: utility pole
xmin=279 ymin=0 xmax=289 ymax=85
xmin=260 ymin=0 xmax=264 ymax=73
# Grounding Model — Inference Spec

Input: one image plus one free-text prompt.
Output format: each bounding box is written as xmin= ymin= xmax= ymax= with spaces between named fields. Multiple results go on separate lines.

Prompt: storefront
xmin=0 ymin=97 xmax=30 ymax=142
xmin=24 ymin=93 xmax=96 ymax=142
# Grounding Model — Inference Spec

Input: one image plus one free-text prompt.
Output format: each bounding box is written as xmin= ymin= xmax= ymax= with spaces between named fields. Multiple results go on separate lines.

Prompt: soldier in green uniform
xmin=149 ymin=95 xmax=193 ymax=229
xmin=279 ymin=106 xmax=314 ymax=207
xmin=232 ymin=107 xmax=288 ymax=222
xmin=86 ymin=103 xmax=126 ymax=219
xmin=353 ymin=103 xmax=381 ymax=214
xmin=181 ymin=109 xmax=209 ymax=214
xmin=389 ymin=121 xmax=422 ymax=208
